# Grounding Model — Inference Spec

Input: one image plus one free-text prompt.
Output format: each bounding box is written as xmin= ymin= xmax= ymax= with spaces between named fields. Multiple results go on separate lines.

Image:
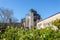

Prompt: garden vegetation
xmin=0 ymin=19 xmax=60 ymax=40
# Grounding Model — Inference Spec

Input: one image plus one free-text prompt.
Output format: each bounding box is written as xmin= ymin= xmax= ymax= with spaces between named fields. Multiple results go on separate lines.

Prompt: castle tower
xmin=25 ymin=9 xmax=42 ymax=28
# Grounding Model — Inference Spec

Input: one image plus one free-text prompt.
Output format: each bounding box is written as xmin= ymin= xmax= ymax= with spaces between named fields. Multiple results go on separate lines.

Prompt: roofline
xmin=39 ymin=12 xmax=60 ymax=22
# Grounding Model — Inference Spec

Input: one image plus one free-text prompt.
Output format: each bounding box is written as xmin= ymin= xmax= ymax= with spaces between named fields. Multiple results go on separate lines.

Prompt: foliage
xmin=52 ymin=19 xmax=60 ymax=29
xmin=0 ymin=26 xmax=60 ymax=40
xmin=0 ymin=8 xmax=18 ymax=23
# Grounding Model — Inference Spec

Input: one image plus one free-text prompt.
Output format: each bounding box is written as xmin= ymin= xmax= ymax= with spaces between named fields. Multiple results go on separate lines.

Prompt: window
xmin=38 ymin=23 xmax=42 ymax=27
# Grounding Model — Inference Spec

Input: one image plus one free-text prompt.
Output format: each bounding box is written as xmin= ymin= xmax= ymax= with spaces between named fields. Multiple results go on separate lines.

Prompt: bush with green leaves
xmin=0 ymin=26 xmax=60 ymax=40
xmin=52 ymin=19 xmax=60 ymax=29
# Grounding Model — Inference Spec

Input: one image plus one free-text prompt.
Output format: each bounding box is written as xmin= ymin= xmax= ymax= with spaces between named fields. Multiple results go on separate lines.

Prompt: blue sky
xmin=0 ymin=0 xmax=60 ymax=22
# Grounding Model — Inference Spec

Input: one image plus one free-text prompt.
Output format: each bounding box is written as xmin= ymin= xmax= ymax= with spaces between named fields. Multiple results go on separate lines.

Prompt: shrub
xmin=52 ymin=19 xmax=60 ymax=29
xmin=0 ymin=26 xmax=60 ymax=40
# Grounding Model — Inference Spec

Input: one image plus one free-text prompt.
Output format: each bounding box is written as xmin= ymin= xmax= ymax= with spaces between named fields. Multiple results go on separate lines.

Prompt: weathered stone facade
xmin=21 ymin=9 xmax=41 ymax=28
xmin=25 ymin=9 xmax=42 ymax=28
xmin=37 ymin=12 xmax=60 ymax=29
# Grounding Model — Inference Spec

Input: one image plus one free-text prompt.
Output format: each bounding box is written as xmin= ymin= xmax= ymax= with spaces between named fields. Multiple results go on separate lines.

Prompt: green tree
xmin=52 ymin=19 xmax=60 ymax=29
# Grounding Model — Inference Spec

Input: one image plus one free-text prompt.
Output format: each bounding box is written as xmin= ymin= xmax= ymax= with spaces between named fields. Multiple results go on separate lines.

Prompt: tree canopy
xmin=0 ymin=8 xmax=18 ymax=23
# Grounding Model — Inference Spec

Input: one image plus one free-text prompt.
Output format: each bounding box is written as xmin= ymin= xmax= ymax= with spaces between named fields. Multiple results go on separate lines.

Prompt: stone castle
xmin=21 ymin=9 xmax=60 ymax=29
xmin=21 ymin=9 xmax=42 ymax=28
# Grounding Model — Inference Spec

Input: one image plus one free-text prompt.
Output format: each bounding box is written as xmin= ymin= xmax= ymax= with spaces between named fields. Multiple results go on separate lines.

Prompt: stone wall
xmin=37 ymin=13 xmax=60 ymax=29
